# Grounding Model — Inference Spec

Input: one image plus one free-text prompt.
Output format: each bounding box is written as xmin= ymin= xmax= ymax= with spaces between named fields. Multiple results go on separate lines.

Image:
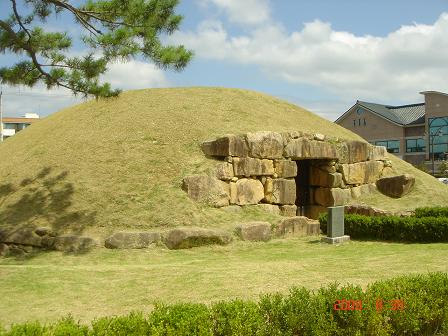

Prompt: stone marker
xmin=321 ymin=206 xmax=350 ymax=244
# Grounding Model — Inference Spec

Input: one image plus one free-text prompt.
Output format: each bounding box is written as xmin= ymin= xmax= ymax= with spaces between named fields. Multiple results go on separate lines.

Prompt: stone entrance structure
xmin=182 ymin=131 xmax=395 ymax=219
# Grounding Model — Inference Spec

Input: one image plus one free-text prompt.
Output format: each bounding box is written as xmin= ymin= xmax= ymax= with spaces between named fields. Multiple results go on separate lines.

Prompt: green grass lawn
xmin=1 ymin=237 xmax=447 ymax=327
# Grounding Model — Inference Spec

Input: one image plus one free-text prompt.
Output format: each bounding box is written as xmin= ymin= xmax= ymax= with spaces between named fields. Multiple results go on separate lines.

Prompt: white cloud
xmin=203 ymin=0 xmax=271 ymax=26
xmin=169 ymin=12 xmax=448 ymax=104
xmin=102 ymin=60 xmax=170 ymax=89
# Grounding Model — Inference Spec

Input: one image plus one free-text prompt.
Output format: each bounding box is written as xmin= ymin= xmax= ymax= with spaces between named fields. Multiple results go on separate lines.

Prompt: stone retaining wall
xmin=183 ymin=131 xmax=393 ymax=219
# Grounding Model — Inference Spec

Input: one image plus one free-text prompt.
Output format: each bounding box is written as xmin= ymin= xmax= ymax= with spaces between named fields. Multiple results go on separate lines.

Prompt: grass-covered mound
xmin=0 ymin=87 xmax=447 ymax=236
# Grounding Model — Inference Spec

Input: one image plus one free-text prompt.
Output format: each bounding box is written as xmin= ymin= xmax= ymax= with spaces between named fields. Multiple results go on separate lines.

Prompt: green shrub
xmin=212 ymin=299 xmax=264 ymax=336
xmin=414 ymin=207 xmax=448 ymax=218
xmin=4 ymin=321 xmax=44 ymax=336
xmin=147 ymin=303 xmax=212 ymax=336
xmin=90 ymin=312 xmax=148 ymax=336
xmin=319 ymin=214 xmax=448 ymax=242
xmin=2 ymin=273 xmax=447 ymax=336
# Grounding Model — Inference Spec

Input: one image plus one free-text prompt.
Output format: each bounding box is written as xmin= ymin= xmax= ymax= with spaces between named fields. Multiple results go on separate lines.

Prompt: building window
xmin=428 ymin=117 xmax=448 ymax=160
xmin=353 ymin=120 xmax=356 ymax=127
xmin=363 ymin=118 xmax=366 ymax=126
xmin=358 ymin=118 xmax=361 ymax=126
xmin=375 ymin=140 xmax=400 ymax=153
xmin=406 ymin=138 xmax=425 ymax=153
xmin=3 ymin=123 xmax=17 ymax=130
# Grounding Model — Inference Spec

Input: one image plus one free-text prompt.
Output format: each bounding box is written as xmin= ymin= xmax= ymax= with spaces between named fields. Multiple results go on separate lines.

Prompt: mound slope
xmin=0 ymin=87 xmax=447 ymax=236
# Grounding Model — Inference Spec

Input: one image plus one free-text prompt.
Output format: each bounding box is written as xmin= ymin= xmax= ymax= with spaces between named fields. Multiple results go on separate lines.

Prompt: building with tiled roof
xmin=1 ymin=113 xmax=40 ymax=141
xmin=335 ymin=91 xmax=448 ymax=166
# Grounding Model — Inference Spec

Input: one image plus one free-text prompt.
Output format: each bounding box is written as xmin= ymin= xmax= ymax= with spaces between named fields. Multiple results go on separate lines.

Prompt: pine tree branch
xmin=10 ymin=0 xmax=32 ymax=40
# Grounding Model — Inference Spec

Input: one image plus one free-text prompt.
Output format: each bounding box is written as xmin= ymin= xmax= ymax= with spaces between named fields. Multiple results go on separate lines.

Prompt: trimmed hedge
xmin=319 ymin=214 xmax=448 ymax=242
xmin=1 ymin=272 xmax=447 ymax=336
xmin=414 ymin=207 xmax=448 ymax=218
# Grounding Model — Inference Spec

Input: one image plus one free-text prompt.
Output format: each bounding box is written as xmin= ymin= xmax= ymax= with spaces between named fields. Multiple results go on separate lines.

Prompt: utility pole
xmin=0 ymin=88 xmax=3 ymax=142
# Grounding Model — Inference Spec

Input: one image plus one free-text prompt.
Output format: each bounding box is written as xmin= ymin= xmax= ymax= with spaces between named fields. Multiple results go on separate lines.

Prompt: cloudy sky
xmin=1 ymin=0 xmax=448 ymax=120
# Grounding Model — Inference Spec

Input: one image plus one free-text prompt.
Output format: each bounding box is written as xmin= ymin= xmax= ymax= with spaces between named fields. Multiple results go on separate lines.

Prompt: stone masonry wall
xmin=182 ymin=131 xmax=391 ymax=218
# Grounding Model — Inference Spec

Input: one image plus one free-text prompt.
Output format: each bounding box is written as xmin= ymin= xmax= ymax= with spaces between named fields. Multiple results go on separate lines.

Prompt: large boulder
xmin=264 ymin=178 xmax=296 ymax=205
xmin=314 ymin=188 xmax=351 ymax=207
xmin=246 ymin=131 xmax=284 ymax=159
xmin=376 ymin=174 xmax=415 ymax=198
xmin=235 ymin=222 xmax=271 ymax=241
xmin=163 ymin=228 xmax=232 ymax=249
xmin=182 ymin=175 xmax=230 ymax=207
xmin=105 ymin=232 xmax=161 ymax=249
xmin=233 ymin=157 xmax=274 ymax=176
xmin=284 ymin=138 xmax=337 ymax=160
xmin=0 ymin=227 xmax=55 ymax=247
xmin=201 ymin=134 xmax=248 ymax=157
xmin=230 ymin=178 xmax=264 ymax=205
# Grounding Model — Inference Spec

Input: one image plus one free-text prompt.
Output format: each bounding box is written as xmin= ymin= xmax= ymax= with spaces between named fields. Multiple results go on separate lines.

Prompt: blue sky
xmin=1 ymin=0 xmax=448 ymax=120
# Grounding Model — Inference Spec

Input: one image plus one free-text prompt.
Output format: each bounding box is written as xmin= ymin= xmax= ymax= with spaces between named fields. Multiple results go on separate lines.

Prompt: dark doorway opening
xmin=295 ymin=160 xmax=312 ymax=216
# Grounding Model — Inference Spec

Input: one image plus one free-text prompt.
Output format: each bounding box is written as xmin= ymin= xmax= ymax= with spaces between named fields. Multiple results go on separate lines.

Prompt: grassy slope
xmin=0 ymin=87 xmax=447 ymax=237
xmin=0 ymin=237 xmax=447 ymax=325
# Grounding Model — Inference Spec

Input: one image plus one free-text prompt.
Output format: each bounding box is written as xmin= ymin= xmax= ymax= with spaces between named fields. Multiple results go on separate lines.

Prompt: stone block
xmin=276 ymin=216 xmax=308 ymax=237
xmin=265 ymin=178 xmax=296 ymax=205
xmin=246 ymin=131 xmax=284 ymax=159
xmin=163 ymin=228 xmax=232 ymax=249
xmin=255 ymin=204 xmax=281 ymax=215
xmin=304 ymin=205 xmax=327 ymax=219
xmin=346 ymin=140 xmax=369 ymax=163
xmin=230 ymin=178 xmax=264 ymax=205
xmin=350 ymin=184 xmax=372 ymax=199
xmin=105 ymin=232 xmax=161 ymax=249
xmin=335 ymin=142 xmax=349 ymax=164
xmin=310 ymin=170 xmax=342 ymax=188
xmin=182 ymin=175 xmax=230 ymax=207
xmin=201 ymin=134 xmax=248 ymax=157
xmin=340 ymin=161 xmax=384 ymax=185
xmin=233 ymin=157 xmax=274 ymax=177
xmin=235 ymin=222 xmax=271 ymax=241
xmin=284 ymin=138 xmax=337 ymax=160
xmin=307 ymin=221 xmax=321 ymax=235
xmin=279 ymin=205 xmax=297 ymax=217
xmin=215 ymin=162 xmax=234 ymax=181
xmin=313 ymin=133 xmax=325 ymax=141
xmin=274 ymin=160 xmax=297 ymax=178
xmin=368 ymin=145 xmax=388 ymax=161
xmin=314 ymin=188 xmax=351 ymax=207
xmin=376 ymin=174 xmax=415 ymax=198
